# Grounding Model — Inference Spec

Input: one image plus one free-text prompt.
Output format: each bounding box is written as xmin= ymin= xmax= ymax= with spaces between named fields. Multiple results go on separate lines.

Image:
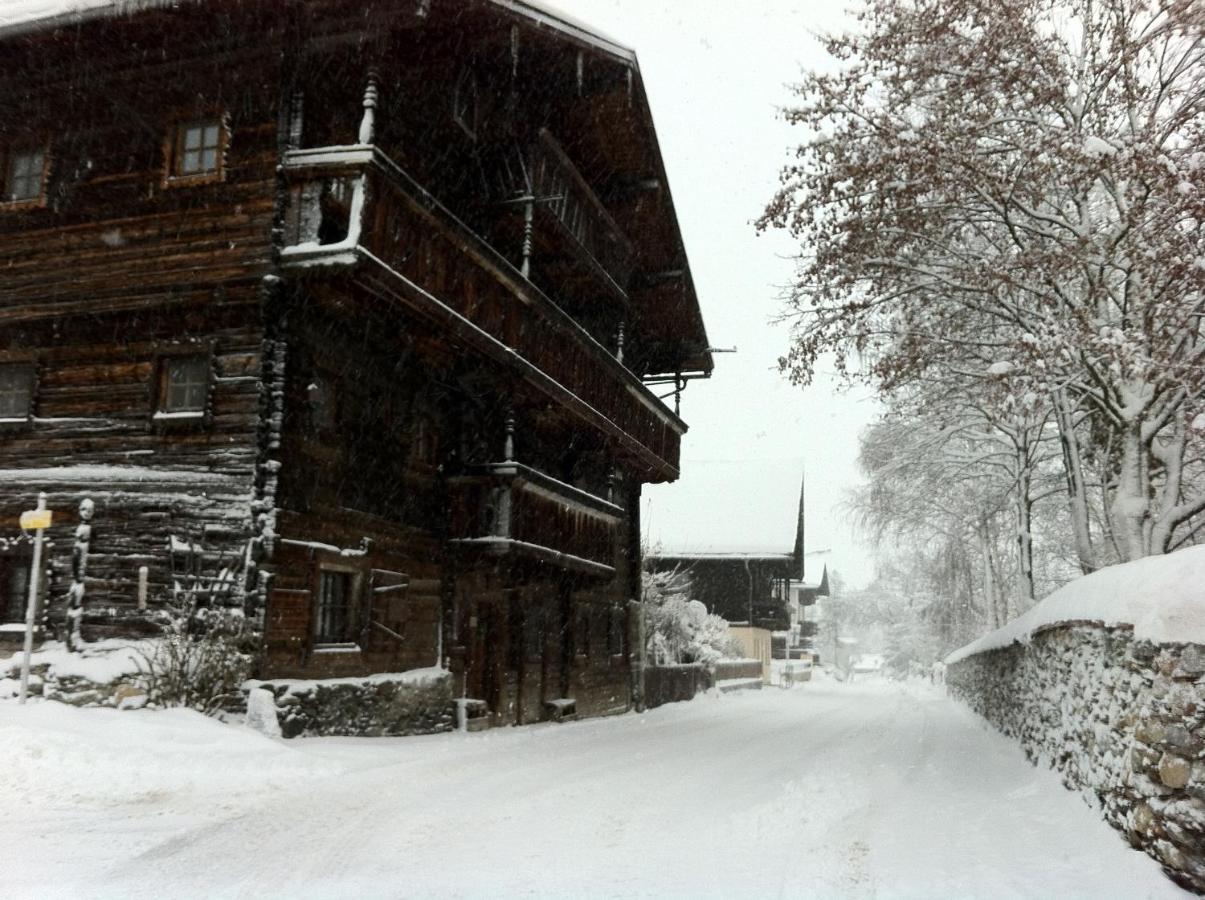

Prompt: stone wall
xmin=947 ymin=624 xmax=1205 ymax=892
xmin=252 ymin=670 xmax=456 ymax=738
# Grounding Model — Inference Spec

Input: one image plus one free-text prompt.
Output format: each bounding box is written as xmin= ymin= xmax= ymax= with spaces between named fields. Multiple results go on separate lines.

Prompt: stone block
xmin=1177 ymin=646 xmax=1205 ymax=678
xmin=1160 ymin=753 xmax=1193 ymax=790
xmin=1160 ymin=725 xmax=1202 ymax=758
xmin=1135 ymin=720 xmax=1166 ymax=744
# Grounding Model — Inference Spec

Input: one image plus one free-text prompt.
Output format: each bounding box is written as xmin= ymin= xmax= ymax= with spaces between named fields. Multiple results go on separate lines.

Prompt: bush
xmin=134 ymin=541 xmax=258 ymax=714
xmin=642 ymin=569 xmax=742 ymax=665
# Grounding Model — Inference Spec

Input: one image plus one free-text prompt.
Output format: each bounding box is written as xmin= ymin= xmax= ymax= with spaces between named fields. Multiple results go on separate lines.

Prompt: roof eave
xmin=488 ymin=0 xmax=637 ymax=64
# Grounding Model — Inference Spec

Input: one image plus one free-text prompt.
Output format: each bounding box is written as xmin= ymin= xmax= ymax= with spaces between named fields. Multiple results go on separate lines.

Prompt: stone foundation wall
xmin=947 ymin=624 xmax=1205 ymax=892
xmin=253 ymin=671 xmax=456 ymax=738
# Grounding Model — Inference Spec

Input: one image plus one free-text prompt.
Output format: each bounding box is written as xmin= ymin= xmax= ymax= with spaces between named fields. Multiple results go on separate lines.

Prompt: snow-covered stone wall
xmin=948 ymin=624 xmax=1205 ymax=892
xmin=250 ymin=669 xmax=455 ymax=738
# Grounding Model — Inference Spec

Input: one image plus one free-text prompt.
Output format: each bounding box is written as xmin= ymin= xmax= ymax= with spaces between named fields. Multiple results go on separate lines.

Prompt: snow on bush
xmin=135 ymin=539 xmax=258 ymax=713
xmin=642 ymin=569 xmax=742 ymax=665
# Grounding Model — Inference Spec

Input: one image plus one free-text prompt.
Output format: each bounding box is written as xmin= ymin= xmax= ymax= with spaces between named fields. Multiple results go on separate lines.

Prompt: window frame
xmin=1 ymin=140 xmax=50 ymax=209
xmin=152 ymin=350 xmax=213 ymax=428
xmin=311 ymin=563 xmax=364 ymax=648
xmin=0 ymin=555 xmax=32 ymax=626
xmin=0 ymin=361 xmax=37 ymax=425
xmin=163 ymin=112 xmax=229 ymax=186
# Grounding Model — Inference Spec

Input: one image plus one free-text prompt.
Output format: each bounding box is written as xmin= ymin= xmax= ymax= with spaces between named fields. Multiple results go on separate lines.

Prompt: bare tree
xmin=762 ymin=0 xmax=1205 ymax=562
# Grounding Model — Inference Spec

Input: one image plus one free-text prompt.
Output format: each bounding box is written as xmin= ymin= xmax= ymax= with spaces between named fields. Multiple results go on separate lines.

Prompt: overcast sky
xmin=555 ymin=0 xmax=880 ymax=587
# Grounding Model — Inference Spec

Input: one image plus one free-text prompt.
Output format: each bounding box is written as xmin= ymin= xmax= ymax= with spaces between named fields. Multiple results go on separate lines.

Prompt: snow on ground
xmin=948 ymin=543 xmax=1205 ymax=664
xmin=0 ymin=676 xmax=1188 ymax=899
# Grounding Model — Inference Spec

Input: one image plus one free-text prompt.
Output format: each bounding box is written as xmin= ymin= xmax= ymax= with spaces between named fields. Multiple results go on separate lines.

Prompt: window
xmin=1 ymin=559 xmax=31 ymax=625
xmin=410 ymin=414 xmax=440 ymax=467
xmin=0 ymin=365 xmax=34 ymax=420
xmin=315 ymin=570 xmax=355 ymax=644
xmin=307 ymin=378 xmax=337 ymax=432
xmin=169 ymin=119 xmax=224 ymax=179
xmin=4 ymin=148 xmax=45 ymax=203
xmin=158 ymin=356 xmax=210 ymax=416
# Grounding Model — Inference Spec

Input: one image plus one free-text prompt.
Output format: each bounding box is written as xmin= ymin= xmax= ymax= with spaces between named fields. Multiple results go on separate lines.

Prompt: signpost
xmin=18 ymin=493 xmax=51 ymax=705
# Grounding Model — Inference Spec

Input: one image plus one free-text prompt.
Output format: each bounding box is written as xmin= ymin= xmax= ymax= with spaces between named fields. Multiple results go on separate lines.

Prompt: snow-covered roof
xmin=645 ymin=458 xmax=805 ymax=559
xmin=946 ymin=544 xmax=1205 ymax=665
xmin=0 ymin=0 xmax=178 ymax=36
xmin=491 ymin=0 xmax=634 ymax=62
xmin=649 ymin=550 xmax=794 ymax=561
xmin=0 ymin=0 xmax=636 ymax=62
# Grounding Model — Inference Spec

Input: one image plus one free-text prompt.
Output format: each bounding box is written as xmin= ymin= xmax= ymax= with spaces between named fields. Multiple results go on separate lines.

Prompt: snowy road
xmin=2 ymin=677 xmax=1188 ymax=899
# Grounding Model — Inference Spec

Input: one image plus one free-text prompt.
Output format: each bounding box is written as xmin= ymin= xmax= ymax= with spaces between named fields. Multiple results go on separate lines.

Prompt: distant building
xmin=646 ymin=474 xmax=817 ymax=638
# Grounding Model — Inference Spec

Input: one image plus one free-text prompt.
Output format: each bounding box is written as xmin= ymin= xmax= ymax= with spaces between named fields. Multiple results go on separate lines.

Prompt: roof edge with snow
xmin=0 ymin=0 xmax=637 ymax=63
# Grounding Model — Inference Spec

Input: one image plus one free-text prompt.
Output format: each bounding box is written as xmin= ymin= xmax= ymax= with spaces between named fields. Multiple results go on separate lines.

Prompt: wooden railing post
xmin=358 ymin=68 xmax=380 ymax=146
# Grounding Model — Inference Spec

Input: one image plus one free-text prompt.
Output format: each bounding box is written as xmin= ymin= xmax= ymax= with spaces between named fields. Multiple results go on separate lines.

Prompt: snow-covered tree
xmin=761 ymin=0 xmax=1205 ymax=563
xmin=641 ymin=569 xmax=741 ymax=665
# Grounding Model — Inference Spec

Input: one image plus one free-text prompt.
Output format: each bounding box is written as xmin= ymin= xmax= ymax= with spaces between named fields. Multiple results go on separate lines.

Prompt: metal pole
xmin=19 ymin=492 xmax=47 ymax=704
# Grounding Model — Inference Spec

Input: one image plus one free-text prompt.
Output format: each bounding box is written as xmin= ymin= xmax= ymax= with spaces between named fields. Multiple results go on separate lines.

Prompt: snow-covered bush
xmin=642 ymin=569 xmax=741 ymax=665
xmin=135 ymin=606 xmax=255 ymax=714
xmin=135 ymin=542 xmax=257 ymax=714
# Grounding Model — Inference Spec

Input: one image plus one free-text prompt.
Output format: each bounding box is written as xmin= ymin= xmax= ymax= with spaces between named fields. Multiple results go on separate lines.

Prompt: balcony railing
xmin=448 ymin=462 xmax=623 ymax=577
xmin=280 ymin=144 xmax=684 ymax=480
xmin=487 ymin=129 xmax=635 ymax=298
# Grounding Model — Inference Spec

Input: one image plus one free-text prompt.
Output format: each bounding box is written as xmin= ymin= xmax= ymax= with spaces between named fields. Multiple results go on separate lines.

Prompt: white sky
xmin=555 ymin=0 xmax=879 ymax=587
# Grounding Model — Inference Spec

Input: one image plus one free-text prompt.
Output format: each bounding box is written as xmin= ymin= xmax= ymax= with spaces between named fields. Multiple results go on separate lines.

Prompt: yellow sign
xmin=19 ymin=509 xmax=52 ymax=531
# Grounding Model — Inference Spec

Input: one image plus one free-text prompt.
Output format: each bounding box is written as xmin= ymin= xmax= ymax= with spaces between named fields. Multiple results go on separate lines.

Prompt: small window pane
xmin=163 ymin=357 xmax=209 ymax=412
xmin=0 ymin=366 xmax=34 ymax=418
xmin=175 ymin=120 xmax=222 ymax=176
xmin=1 ymin=561 xmax=31 ymax=624
xmin=316 ymin=570 xmax=354 ymax=644
xmin=6 ymin=150 xmax=43 ymax=202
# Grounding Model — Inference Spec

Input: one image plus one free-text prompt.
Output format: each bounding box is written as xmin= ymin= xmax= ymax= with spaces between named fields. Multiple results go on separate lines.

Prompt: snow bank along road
xmin=1 ymin=678 xmax=1189 ymax=899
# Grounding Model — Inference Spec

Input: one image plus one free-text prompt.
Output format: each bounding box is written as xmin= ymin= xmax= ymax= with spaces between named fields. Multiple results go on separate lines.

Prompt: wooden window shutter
xmin=366 ymin=568 xmax=409 ymax=651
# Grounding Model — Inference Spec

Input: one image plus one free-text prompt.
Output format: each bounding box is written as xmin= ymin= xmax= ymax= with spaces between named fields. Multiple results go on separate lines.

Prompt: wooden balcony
xmin=448 ymin=462 xmax=623 ymax=577
xmin=485 ymin=129 xmax=635 ymax=302
xmin=280 ymin=144 xmax=684 ymax=481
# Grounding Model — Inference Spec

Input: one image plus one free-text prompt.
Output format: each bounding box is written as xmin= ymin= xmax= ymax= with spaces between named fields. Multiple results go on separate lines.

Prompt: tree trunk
xmin=1015 ymin=444 xmax=1036 ymax=610
xmin=1111 ymin=421 xmax=1151 ymax=561
xmin=1053 ymin=387 xmax=1096 ymax=574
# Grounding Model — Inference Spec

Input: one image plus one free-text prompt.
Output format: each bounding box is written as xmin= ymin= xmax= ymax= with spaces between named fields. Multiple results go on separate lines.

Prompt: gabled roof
xmin=648 ymin=463 xmax=807 ymax=575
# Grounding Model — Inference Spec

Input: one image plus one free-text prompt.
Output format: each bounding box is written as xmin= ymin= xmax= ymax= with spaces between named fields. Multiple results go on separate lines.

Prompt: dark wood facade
xmin=646 ymin=554 xmax=797 ymax=632
xmin=0 ymin=0 xmax=710 ymax=726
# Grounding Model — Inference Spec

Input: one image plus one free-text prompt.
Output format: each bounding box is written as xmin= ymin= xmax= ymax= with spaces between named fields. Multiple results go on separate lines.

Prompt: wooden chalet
xmin=645 ymin=551 xmax=798 ymax=632
xmin=0 ymin=0 xmax=711 ymax=726
xmin=646 ymin=475 xmax=808 ymax=632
